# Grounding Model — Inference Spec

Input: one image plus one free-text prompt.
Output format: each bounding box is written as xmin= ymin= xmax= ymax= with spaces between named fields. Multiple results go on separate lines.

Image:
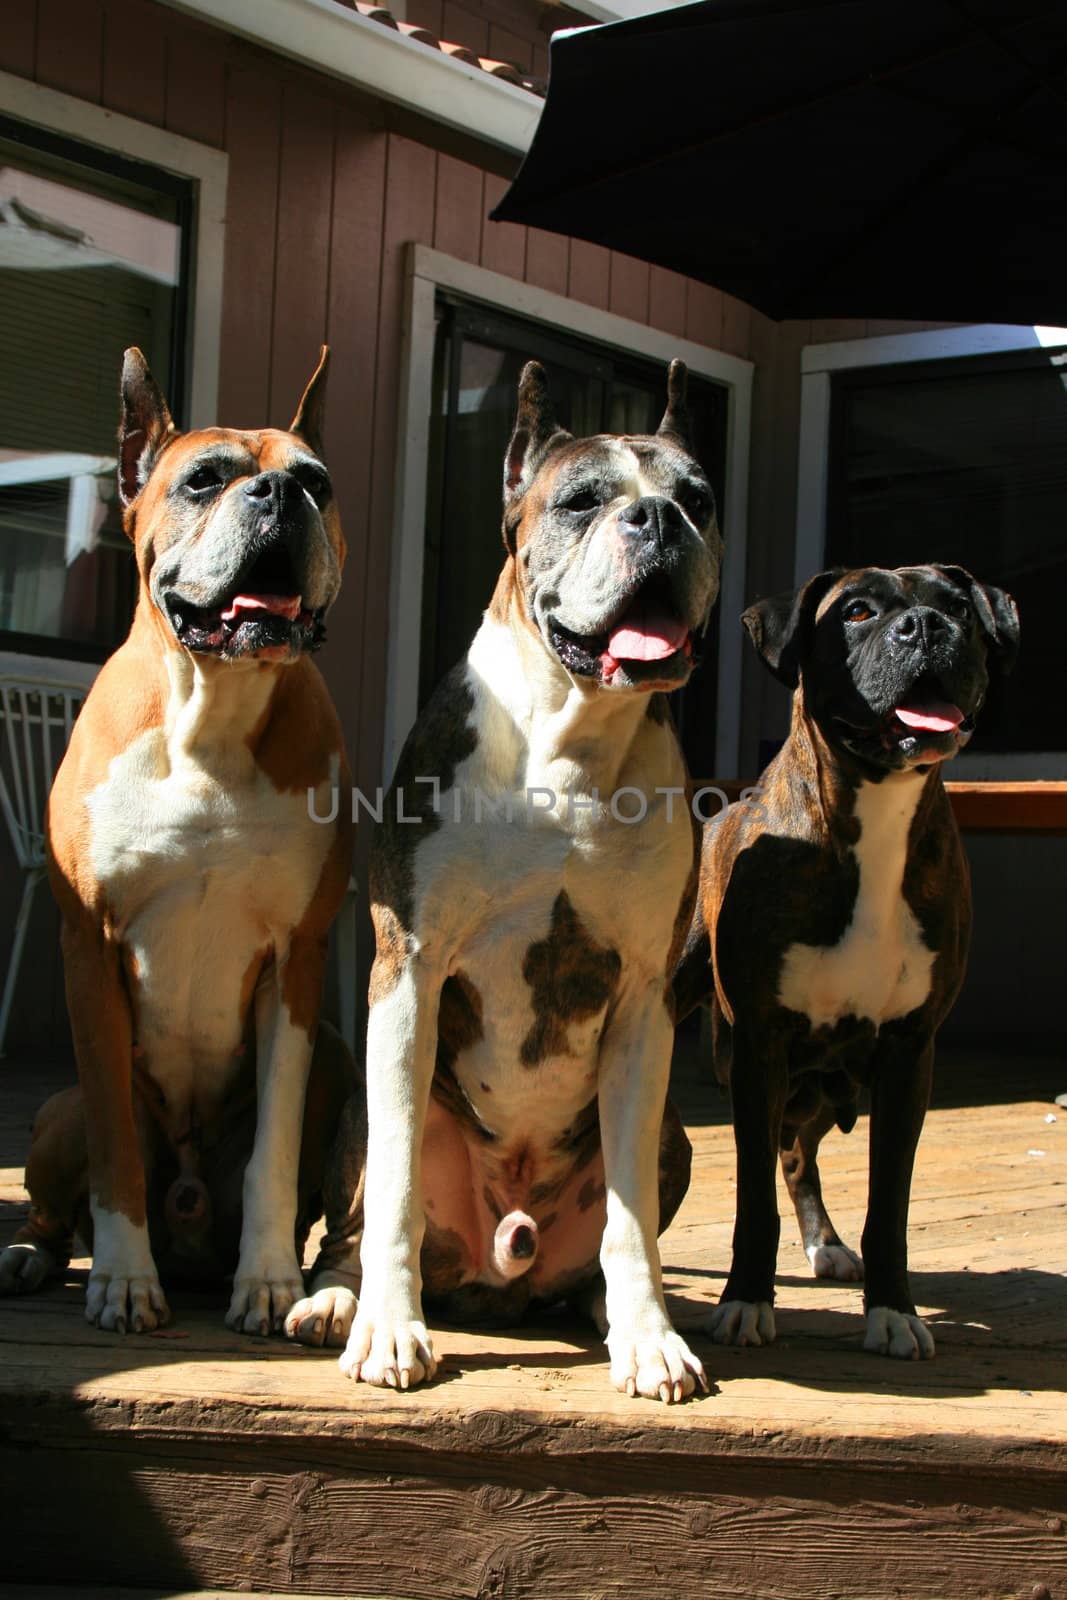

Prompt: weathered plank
xmin=1 ymin=1049 xmax=1064 ymax=1599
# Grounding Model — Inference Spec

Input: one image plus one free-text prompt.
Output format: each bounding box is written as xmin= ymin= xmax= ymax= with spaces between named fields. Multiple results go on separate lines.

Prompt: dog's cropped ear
xmin=289 ymin=345 xmax=330 ymax=459
xmin=743 ymin=569 xmax=842 ymax=689
xmin=118 ymin=348 xmax=178 ymax=510
xmin=656 ymin=359 xmax=690 ymax=450
xmin=502 ymin=361 xmax=572 ymax=552
xmin=937 ymin=564 xmax=1021 ymax=676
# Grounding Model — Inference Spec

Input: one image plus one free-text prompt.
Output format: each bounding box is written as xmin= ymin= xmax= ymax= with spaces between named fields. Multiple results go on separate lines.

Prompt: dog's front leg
xmin=599 ymin=982 xmax=707 ymax=1403
xmin=862 ymin=1031 xmax=935 ymax=1360
xmin=61 ymin=913 xmax=168 ymax=1333
xmin=338 ymin=950 xmax=442 ymax=1389
xmin=226 ymin=936 xmax=324 ymax=1335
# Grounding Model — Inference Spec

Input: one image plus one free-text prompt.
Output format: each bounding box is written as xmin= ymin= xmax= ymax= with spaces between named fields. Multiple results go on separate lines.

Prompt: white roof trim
xmin=155 ymin=0 xmax=543 ymax=155
xmin=564 ymin=0 xmax=697 ymax=22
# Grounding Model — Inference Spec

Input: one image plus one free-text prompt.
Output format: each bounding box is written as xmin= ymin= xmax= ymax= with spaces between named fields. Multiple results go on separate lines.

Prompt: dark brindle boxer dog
xmin=0 ymin=349 xmax=353 ymax=1335
xmin=676 ymin=563 xmax=1018 ymax=1359
xmin=285 ymin=361 xmax=720 ymax=1401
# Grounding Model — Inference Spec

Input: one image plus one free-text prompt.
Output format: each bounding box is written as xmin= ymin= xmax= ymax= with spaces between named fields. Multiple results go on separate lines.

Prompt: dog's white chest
xmin=86 ymin=721 xmax=337 ymax=1113
xmin=776 ymin=777 xmax=935 ymax=1030
xmin=418 ymin=776 xmax=690 ymax=1144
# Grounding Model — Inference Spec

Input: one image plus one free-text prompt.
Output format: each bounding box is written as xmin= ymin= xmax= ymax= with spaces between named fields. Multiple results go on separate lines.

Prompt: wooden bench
xmin=694 ymin=780 xmax=1067 ymax=835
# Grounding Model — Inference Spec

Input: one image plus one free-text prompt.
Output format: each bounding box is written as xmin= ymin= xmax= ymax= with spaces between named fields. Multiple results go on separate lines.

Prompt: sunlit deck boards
xmin=1 ymin=1046 xmax=1064 ymax=1600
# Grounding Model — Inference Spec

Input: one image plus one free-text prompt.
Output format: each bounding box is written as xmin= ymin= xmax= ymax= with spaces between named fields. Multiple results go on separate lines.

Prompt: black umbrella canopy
xmin=493 ymin=0 xmax=1067 ymax=324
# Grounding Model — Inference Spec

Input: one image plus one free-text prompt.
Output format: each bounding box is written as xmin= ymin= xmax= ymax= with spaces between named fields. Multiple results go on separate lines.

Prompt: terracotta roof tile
xmin=396 ymin=19 xmax=441 ymax=46
xmin=325 ymin=0 xmax=546 ymax=96
xmin=438 ymin=37 xmax=481 ymax=65
xmin=354 ymin=2 xmax=399 ymax=25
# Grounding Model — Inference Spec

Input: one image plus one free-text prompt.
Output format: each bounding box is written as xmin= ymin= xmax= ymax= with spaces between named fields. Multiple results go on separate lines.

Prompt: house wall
xmin=0 ymin=1 xmax=1052 ymax=1057
xmin=0 ymin=0 xmax=768 ymax=1053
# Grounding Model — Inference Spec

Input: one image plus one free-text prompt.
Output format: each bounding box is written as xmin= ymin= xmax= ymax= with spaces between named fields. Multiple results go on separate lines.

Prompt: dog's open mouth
xmin=164 ymin=546 xmax=326 ymax=659
xmin=889 ymin=679 xmax=976 ymax=745
xmin=835 ymin=676 xmax=978 ymax=766
xmin=892 ymin=693 xmax=966 ymax=736
xmin=548 ymin=578 xmax=694 ymax=687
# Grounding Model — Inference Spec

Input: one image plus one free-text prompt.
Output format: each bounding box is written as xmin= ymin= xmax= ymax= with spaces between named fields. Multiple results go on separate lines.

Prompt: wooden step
xmin=2 ymin=1049 xmax=1065 ymax=1600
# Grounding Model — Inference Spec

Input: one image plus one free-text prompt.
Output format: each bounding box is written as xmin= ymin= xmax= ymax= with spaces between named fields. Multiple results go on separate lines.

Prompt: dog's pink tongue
xmin=607 ymin=607 xmax=688 ymax=662
xmin=895 ymin=699 xmax=964 ymax=734
xmin=221 ymin=594 xmax=301 ymax=622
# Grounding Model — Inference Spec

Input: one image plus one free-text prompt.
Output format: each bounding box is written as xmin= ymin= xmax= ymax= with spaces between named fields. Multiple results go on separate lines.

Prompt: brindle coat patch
xmin=428 ymin=970 xmax=494 ymax=1143
xmin=368 ymin=668 xmax=478 ymax=1004
xmin=520 ymin=891 xmax=622 ymax=1068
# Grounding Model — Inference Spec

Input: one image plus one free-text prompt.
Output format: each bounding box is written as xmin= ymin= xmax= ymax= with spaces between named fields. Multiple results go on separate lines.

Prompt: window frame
xmin=796 ymin=323 xmax=1067 ymax=780
xmin=0 ymin=68 xmax=228 ymax=674
xmin=388 ymin=242 xmax=754 ymax=780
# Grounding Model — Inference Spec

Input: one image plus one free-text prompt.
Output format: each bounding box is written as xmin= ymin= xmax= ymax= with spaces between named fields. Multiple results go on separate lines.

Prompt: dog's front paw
xmin=338 ymin=1309 xmax=437 ymax=1389
xmin=85 ymin=1266 xmax=169 ymax=1333
xmin=807 ymin=1243 xmax=864 ymax=1282
xmin=284 ymin=1285 xmax=358 ymax=1348
xmin=864 ymin=1305 xmax=934 ymax=1360
xmin=608 ymin=1328 xmax=708 ymax=1403
xmin=0 ymin=1242 xmax=54 ymax=1296
xmin=226 ymin=1260 xmax=304 ymax=1336
xmin=707 ymin=1299 xmax=775 ymax=1347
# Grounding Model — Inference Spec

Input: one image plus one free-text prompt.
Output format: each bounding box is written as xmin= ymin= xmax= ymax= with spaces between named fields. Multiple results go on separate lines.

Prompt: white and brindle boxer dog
xmin=284 ymin=360 xmax=720 ymax=1401
xmin=675 ymin=563 xmax=1019 ymax=1359
xmin=0 ymin=348 xmax=353 ymax=1336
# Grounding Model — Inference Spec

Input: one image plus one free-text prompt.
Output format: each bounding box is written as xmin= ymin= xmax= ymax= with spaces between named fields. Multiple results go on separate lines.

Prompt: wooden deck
xmin=2 ymin=1042 xmax=1065 ymax=1600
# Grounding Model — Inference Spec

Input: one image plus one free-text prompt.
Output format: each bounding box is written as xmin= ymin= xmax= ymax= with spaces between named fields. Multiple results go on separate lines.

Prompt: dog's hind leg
xmin=296 ymin=1020 xmax=359 ymax=1260
xmin=780 ymin=1102 xmax=863 ymax=1282
xmin=284 ymin=1079 xmax=366 ymax=1349
xmin=0 ymin=1085 xmax=88 ymax=1295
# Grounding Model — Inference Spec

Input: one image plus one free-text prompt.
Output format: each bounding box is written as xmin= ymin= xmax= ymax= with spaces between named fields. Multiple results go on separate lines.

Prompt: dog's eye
xmin=560 ymin=487 xmax=600 ymax=514
xmin=947 ymin=595 xmax=971 ymax=622
xmin=678 ymin=484 xmax=713 ymax=522
xmin=843 ymin=599 xmax=876 ymax=623
xmin=185 ymin=465 xmax=223 ymax=494
xmin=293 ymin=463 xmax=332 ymax=508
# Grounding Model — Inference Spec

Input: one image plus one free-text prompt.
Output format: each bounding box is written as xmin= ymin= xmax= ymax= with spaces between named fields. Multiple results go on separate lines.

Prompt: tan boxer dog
xmin=675 ymin=564 xmax=1019 ymax=1359
xmin=285 ymin=360 xmax=720 ymax=1402
xmin=0 ymin=348 xmax=353 ymax=1335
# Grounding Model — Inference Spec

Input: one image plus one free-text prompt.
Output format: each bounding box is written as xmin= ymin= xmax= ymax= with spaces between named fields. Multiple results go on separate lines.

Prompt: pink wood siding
xmin=0 ymin=0 xmax=953 ymax=1051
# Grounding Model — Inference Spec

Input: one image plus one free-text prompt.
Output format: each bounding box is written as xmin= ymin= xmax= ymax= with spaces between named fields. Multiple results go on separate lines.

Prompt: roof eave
xmin=155 ymin=0 xmax=543 ymax=155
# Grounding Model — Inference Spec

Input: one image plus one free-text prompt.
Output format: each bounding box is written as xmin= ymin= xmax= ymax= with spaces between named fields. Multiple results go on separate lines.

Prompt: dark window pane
xmin=827 ymin=350 xmax=1067 ymax=753
xmin=0 ymin=128 xmax=188 ymax=658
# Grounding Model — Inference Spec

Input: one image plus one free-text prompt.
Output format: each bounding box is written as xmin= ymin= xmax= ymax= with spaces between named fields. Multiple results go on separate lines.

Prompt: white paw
xmin=226 ymin=1258 xmax=304 ymax=1336
xmin=807 ymin=1242 xmax=864 ymax=1282
xmin=85 ymin=1208 xmax=168 ymax=1332
xmin=608 ymin=1327 xmax=708 ymax=1403
xmin=864 ymin=1305 xmax=935 ymax=1360
xmin=707 ymin=1299 xmax=776 ymax=1347
xmin=86 ymin=1266 xmax=169 ymax=1333
xmin=339 ymin=1310 xmax=437 ymax=1389
xmin=0 ymin=1242 xmax=53 ymax=1296
xmin=284 ymin=1285 xmax=358 ymax=1348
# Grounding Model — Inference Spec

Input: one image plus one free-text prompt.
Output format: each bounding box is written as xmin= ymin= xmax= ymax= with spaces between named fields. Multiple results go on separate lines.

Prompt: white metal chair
xmin=0 ymin=675 xmax=88 ymax=1056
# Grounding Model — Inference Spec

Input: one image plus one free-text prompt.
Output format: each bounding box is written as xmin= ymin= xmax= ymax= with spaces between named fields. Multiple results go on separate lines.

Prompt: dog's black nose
xmin=617 ymin=495 xmax=685 ymax=547
xmin=243 ymin=470 xmax=301 ymax=512
xmin=888 ymin=606 xmax=948 ymax=651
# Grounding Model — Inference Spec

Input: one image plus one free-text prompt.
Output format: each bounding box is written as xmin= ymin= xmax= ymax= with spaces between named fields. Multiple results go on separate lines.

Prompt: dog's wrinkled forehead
xmin=515 ymin=433 xmax=706 ymax=548
xmin=815 ymin=565 xmax=968 ymax=622
xmin=134 ymin=427 xmax=336 ymax=557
